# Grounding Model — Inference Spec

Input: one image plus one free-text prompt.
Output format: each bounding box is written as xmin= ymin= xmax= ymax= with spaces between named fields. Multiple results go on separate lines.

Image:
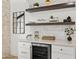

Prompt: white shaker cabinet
xmin=52 ymin=45 xmax=75 ymax=59
xmin=18 ymin=42 xmax=31 ymax=59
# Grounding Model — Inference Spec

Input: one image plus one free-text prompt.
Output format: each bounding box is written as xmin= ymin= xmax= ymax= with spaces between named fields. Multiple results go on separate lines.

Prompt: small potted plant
xmin=65 ymin=27 xmax=75 ymax=41
xmin=33 ymin=2 xmax=39 ymax=8
xmin=45 ymin=0 xmax=51 ymax=6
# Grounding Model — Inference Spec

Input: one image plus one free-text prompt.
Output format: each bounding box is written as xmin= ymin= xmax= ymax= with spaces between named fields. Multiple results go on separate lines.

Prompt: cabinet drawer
xmin=52 ymin=45 xmax=75 ymax=54
xmin=18 ymin=42 xmax=31 ymax=51
xmin=18 ymin=50 xmax=30 ymax=55
xmin=18 ymin=42 xmax=31 ymax=48
xmin=18 ymin=46 xmax=31 ymax=51
xmin=53 ymin=53 xmax=75 ymax=59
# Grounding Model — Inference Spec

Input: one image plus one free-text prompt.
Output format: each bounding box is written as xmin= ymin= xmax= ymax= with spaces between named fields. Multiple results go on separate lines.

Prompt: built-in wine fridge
xmin=31 ymin=42 xmax=51 ymax=59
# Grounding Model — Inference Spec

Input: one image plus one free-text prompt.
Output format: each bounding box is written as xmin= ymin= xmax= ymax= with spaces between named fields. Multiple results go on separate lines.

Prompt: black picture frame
xmin=13 ymin=11 xmax=25 ymax=34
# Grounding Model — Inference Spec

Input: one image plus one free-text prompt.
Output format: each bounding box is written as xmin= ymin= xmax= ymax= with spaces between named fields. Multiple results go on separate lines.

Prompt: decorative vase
xmin=67 ymin=36 xmax=72 ymax=41
xmin=34 ymin=31 xmax=39 ymax=41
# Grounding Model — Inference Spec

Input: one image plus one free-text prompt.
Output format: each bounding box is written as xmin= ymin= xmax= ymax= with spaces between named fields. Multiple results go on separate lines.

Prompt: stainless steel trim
xmin=30 ymin=45 xmax=32 ymax=59
xmin=32 ymin=42 xmax=50 ymax=47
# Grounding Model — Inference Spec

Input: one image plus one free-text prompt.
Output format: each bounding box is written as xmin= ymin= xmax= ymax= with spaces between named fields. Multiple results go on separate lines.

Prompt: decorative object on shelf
xmin=50 ymin=16 xmax=54 ymax=20
xmin=45 ymin=0 xmax=51 ymax=6
xmin=50 ymin=16 xmax=53 ymax=19
xmin=49 ymin=16 xmax=58 ymax=23
xmin=34 ymin=31 xmax=40 ymax=40
xmin=26 ymin=34 xmax=32 ymax=40
xmin=36 ymin=19 xmax=48 ymax=23
xmin=67 ymin=16 xmax=72 ymax=22
xmin=33 ymin=2 xmax=39 ymax=8
xmin=65 ymin=27 xmax=75 ymax=41
xmin=63 ymin=19 xmax=67 ymax=22
xmin=13 ymin=11 xmax=25 ymax=34
xmin=42 ymin=36 xmax=55 ymax=40
xmin=63 ymin=16 xmax=72 ymax=22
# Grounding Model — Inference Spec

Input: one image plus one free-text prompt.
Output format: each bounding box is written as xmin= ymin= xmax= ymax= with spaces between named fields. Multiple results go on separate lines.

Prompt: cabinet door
xmin=52 ymin=45 xmax=75 ymax=55
xmin=52 ymin=45 xmax=75 ymax=59
xmin=18 ymin=42 xmax=31 ymax=59
xmin=52 ymin=52 xmax=60 ymax=59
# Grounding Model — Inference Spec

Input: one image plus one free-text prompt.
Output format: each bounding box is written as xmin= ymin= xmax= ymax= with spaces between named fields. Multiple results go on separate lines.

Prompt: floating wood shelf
xmin=26 ymin=2 xmax=75 ymax=12
xmin=26 ymin=22 xmax=75 ymax=26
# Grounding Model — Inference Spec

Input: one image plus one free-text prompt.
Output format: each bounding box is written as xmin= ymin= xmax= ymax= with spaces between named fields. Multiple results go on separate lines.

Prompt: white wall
xmin=10 ymin=0 xmax=76 ymax=56
xmin=10 ymin=0 xmax=27 ymax=56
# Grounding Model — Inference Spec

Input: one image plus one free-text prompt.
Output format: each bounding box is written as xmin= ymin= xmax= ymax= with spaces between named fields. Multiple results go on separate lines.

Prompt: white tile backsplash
xmin=27 ymin=8 xmax=76 ymax=22
xmin=25 ymin=25 xmax=75 ymax=41
xmin=25 ymin=7 xmax=76 ymax=41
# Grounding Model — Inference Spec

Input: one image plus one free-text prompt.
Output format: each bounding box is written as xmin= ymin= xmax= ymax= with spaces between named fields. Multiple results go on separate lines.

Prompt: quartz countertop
xmin=19 ymin=39 xmax=76 ymax=47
